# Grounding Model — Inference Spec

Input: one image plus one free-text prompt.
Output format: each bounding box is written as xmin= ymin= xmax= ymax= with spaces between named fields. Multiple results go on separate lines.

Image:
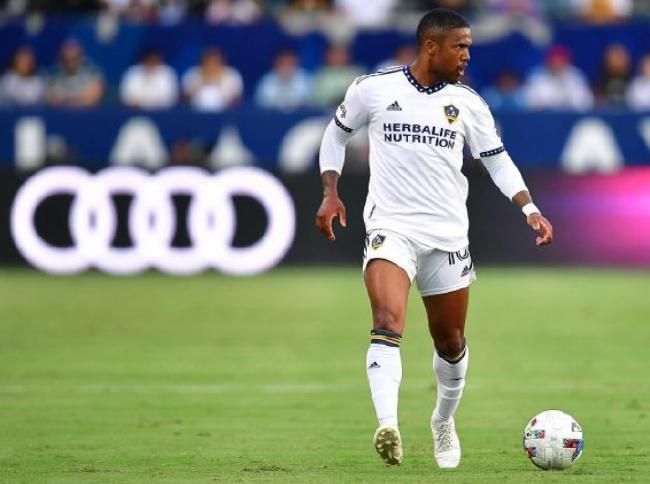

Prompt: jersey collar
xmin=402 ymin=65 xmax=447 ymax=94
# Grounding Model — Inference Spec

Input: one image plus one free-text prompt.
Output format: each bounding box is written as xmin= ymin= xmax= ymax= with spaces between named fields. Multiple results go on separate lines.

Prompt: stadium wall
xmin=2 ymin=109 xmax=650 ymax=172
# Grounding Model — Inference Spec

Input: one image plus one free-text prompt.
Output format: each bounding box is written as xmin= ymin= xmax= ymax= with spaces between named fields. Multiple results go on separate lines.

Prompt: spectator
xmin=204 ymin=0 xmax=262 ymax=24
xmin=311 ymin=44 xmax=363 ymax=107
xmin=481 ymin=72 xmax=526 ymax=111
xmin=576 ymin=0 xmax=633 ymax=24
xmin=254 ymin=49 xmax=312 ymax=110
xmin=120 ymin=48 xmax=178 ymax=109
xmin=101 ymin=0 xmax=159 ymax=20
xmin=48 ymin=39 xmax=104 ymax=108
xmin=334 ymin=0 xmax=397 ymax=27
xmin=101 ymin=0 xmax=131 ymax=15
xmin=595 ymin=43 xmax=632 ymax=106
xmin=374 ymin=44 xmax=416 ymax=72
xmin=626 ymin=54 xmax=650 ymax=110
xmin=484 ymin=0 xmax=543 ymax=18
xmin=523 ymin=45 xmax=594 ymax=110
xmin=539 ymin=0 xmax=579 ymax=19
xmin=284 ymin=0 xmax=332 ymax=13
xmin=0 ymin=46 xmax=46 ymax=107
xmin=182 ymin=47 xmax=243 ymax=111
xmin=158 ymin=0 xmax=188 ymax=24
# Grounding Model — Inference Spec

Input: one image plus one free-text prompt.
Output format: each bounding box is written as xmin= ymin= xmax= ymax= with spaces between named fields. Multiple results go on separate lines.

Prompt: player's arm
xmin=479 ymin=153 xmax=553 ymax=246
xmin=466 ymin=100 xmax=553 ymax=246
xmin=511 ymin=190 xmax=553 ymax=246
xmin=316 ymin=170 xmax=346 ymax=241
xmin=315 ymin=80 xmax=369 ymax=241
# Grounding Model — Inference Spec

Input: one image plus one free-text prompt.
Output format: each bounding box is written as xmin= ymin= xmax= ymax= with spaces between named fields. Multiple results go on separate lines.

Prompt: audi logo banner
xmin=2 ymin=166 xmax=648 ymax=271
xmin=9 ymin=166 xmax=296 ymax=276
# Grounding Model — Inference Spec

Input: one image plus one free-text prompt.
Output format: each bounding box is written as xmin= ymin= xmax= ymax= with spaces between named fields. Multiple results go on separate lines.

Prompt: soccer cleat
xmin=373 ymin=425 xmax=403 ymax=466
xmin=431 ymin=417 xmax=461 ymax=468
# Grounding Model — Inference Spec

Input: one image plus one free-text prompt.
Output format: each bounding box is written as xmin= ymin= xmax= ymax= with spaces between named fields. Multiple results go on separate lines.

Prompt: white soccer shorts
xmin=362 ymin=228 xmax=477 ymax=296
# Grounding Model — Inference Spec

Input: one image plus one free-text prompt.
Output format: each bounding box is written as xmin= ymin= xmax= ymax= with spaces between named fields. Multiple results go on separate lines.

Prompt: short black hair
xmin=416 ymin=8 xmax=470 ymax=46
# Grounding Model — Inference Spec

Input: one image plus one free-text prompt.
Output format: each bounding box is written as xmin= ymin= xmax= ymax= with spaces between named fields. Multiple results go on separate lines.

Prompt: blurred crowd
xmin=482 ymin=44 xmax=650 ymax=111
xmin=1 ymin=0 xmax=649 ymax=112
xmin=2 ymin=36 xmax=650 ymax=112
xmin=2 ymin=0 xmax=650 ymax=24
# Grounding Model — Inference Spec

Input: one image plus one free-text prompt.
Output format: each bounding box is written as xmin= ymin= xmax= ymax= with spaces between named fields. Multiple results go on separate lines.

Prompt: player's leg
xmin=364 ymin=258 xmax=411 ymax=466
xmin=362 ymin=230 xmax=416 ymax=465
xmin=424 ymin=287 xmax=469 ymax=421
xmin=416 ymin=247 xmax=475 ymax=468
xmin=423 ymin=287 xmax=469 ymax=469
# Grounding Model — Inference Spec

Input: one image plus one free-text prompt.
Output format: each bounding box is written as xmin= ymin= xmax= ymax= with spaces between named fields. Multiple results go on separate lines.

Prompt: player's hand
xmin=527 ymin=213 xmax=553 ymax=246
xmin=315 ymin=195 xmax=347 ymax=241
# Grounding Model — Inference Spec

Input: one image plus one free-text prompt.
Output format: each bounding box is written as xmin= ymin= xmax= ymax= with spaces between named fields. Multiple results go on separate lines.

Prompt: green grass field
xmin=1 ymin=267 xmax=649 ymax=483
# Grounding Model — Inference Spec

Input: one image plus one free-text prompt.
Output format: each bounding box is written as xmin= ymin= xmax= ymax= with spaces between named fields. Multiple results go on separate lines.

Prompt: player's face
xmin=429 ymin=28 xmax=472 ymax=83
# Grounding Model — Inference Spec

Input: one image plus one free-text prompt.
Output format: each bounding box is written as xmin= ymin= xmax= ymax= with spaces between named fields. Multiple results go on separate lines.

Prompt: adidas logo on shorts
xmin=461 ymin=260 xmax=474 ymax=277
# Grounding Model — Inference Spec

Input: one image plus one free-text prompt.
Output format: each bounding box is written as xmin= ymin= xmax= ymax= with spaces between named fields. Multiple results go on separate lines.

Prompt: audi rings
xmin=11 ymin=166 xmax=296 ymax=276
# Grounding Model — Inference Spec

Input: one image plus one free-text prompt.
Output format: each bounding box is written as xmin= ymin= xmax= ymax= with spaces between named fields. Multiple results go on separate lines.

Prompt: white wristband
xmin=522 ymin=203 xmax=540 ymax=217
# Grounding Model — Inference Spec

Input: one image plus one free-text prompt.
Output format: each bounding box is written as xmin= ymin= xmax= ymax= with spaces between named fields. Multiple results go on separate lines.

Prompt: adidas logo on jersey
xmin=386 ymin=101 xmax=402 ymax=111
xmin=368 ymin=361 xmax=381 ymax=369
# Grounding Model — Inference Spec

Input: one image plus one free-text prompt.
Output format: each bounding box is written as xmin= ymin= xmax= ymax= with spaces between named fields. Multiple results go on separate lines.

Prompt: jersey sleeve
xmin=333 ymin=78 xmax=370 ymax=134
xmin=464 ymin=97 xmax=505 ymax=160
xmin=464 ymin=96 xmax=528 ymax=199
xmin=319 ymin=78 xmax=370 ymax=174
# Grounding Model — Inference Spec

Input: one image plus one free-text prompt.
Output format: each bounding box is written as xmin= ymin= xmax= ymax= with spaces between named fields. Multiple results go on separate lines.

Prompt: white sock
xmin=366 ymin=331 xmax=402 ymax=428
xmin=432 ymin=345 xmax=469 ymax=423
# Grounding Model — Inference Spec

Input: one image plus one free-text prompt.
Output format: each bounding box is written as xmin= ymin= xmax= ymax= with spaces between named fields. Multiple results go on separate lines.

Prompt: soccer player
xmin=315 ymin=8 xmax=553 ymax=469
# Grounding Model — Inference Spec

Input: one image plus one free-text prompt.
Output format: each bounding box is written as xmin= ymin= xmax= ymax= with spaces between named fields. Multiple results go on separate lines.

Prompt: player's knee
xmin=435 ymin=334 xmax=465 ymax=360
xmin=372 ymin=307 xmax=404 ymax=335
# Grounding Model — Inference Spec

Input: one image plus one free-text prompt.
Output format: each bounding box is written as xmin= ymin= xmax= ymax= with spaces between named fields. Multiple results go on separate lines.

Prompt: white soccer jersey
xmin=320 ymin=65 xmax=526 ymax=251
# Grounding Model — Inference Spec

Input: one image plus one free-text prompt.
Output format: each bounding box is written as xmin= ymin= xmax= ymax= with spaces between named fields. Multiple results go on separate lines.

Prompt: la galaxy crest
xmin=371 ymin=234 xmax=386 ymax=249
xmin=444 ymin=104 xmax=459 ymax=123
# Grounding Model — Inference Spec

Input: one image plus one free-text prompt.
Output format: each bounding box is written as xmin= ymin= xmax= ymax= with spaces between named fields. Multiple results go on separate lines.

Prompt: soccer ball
xmin=523 ymin=410 xmax=584 ymax=470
